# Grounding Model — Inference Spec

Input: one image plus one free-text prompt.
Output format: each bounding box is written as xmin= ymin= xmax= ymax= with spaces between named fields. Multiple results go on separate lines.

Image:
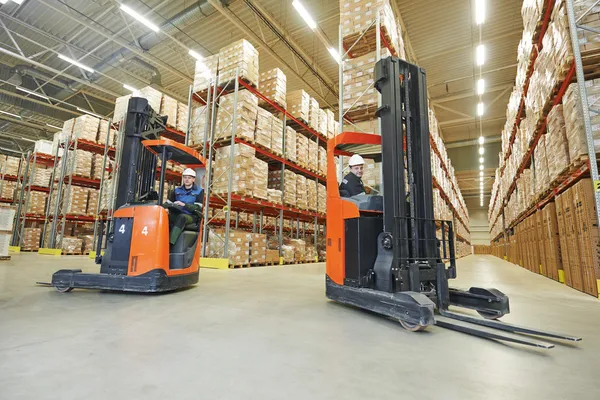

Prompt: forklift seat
xmin=184 ymin=222 xmax=200 ymax=231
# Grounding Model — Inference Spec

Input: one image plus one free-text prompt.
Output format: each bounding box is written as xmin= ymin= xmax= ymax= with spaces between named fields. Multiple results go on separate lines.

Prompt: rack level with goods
xmin=488 ymin=0 xmax=600 ymax=298
xmin=0 ymin=154 xmax=24 ymax=205
xmin=39 ymin=116 xmax=115 ymax=256
xmin=187 ymin=39 xmax=328 ymax=268
xmin=8 ymin=147 xmax=54 ymax=252
xmin=337 ymin=1 xmax=470 ymax=257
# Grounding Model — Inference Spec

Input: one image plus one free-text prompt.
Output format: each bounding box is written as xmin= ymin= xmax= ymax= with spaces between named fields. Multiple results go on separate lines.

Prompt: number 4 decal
xmin=119 ymin=224 xmax=125 ymax=234
xmin=141 ymin=226 xmax=148 ymax=236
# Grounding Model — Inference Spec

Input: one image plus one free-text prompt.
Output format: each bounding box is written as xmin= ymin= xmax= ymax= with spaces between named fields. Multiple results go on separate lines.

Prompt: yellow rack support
xmin=38 ymin=248 xmax=62 ymax=256
xmin=200 ymin=257 xmax=229 ymax=270
xmin=8 ymin=246 xmax=20 ymax=252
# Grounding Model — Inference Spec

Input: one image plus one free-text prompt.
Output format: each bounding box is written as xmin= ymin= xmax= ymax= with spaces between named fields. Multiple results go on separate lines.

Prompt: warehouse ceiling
xmin=0 ymin=0 xmax=521 ymax=211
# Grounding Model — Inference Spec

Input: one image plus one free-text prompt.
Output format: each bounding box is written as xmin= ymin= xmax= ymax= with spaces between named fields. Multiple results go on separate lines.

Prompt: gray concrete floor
xmin=1 ymin=254 xmax=599 ymax=400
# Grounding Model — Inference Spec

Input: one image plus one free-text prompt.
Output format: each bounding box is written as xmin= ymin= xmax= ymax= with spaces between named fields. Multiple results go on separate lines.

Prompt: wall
xmin=466 ymin=197 xmax=490 ymax=245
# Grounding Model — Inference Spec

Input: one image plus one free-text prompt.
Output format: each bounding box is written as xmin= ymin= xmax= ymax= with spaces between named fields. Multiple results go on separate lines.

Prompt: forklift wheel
xmin=55 ymin=286 xmax=73 ymax=293
xmin=399 ymin=319 xmax=427 ymax=332
xmin=477 ymin=310 xmax=502 ymax=320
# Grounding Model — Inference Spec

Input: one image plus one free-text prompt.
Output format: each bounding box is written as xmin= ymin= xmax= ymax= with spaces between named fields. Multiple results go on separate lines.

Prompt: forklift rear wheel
xmin=399 ymin=319 xmax=427 ymax=332
xmin=55 ymin=286 xmax=73 ymax=293
xmin=477 ymin=310 xmax=502 ymax=320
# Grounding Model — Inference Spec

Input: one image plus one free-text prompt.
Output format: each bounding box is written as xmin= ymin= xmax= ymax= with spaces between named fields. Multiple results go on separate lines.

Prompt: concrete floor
xmin=1 ymin=254 xmax=599 ymax=400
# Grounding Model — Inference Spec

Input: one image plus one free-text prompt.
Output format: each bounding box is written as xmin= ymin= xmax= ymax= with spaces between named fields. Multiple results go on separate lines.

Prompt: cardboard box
xmin=250 ymin=233 xmax=267 ymax=264
xmin=296 ymin=134 xmax=309 ymax=167
xmin=208 ymin=228 xmax=251 ymax=265
xmin=285 ymin=127 xmax=297 ymax=162
xmin=214 ymin=90 xmax=258 ymax=143
xmin=189 ymin=105 xmax=211 ymax=146
xmin=287 ymin=90 xmax=310 ymax=122
xmin=193 ymin=54 xmax=219 ymax=94
xmin=61 ymin=236 xmax=83 ymax=253
xmin=177 ymin=102 xmax=189 ymax=133
xmin=218 ymin=39 xmax=259 ymax=88
xmin=22 ymin=227 xmax=41 ymax=251
xmin=572 ymin=179 xmax=600 ymax=296
xmin=0 ymin=206 xmax=16 ymax=231
xmin=72 ymin=115 xmax=100 ymax=142
xmin=259 ymin=68 xmax=286 ymax=109
xmin=160 ymin=95 xmax=178 ymax=128
xmin=26 ymin=191 xmax=47 ymax=215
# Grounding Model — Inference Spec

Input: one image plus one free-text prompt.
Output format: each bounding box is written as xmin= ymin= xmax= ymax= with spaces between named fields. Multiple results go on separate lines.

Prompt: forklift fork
xmin=435 ymin=263 xmax=581 ymax=348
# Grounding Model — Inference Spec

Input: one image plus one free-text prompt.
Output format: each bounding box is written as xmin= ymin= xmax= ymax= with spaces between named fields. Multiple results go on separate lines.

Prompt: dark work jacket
xmin=339 ymin=172 xmax=365 ymax=197
xmin=168 ymin=184 xmax=203 ymax=215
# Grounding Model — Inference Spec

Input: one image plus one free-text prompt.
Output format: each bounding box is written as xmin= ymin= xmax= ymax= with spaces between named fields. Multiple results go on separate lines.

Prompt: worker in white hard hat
xmin=339 ymin=154 xmax=366 ymax=197
xmin=165 ymin=168 xmax=204 ymax=245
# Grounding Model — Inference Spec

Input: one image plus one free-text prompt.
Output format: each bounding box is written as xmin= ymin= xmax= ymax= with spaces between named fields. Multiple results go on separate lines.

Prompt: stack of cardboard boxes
xmin=250 ymin=233 xmax=267 ymax=264
xmin=208 ymin=228 xmax=251 ymax=266
xmin=193 ymin=54 xmax=218 ymax=94
xmin=22 ymin=227 xmax=41 ymax=251
xmin=285 ymin=127 xmax=297 ymax=163
xmin=0 ymin=206 xmax=15 ymax=258
xmin=218 ymin=39 xmax=259 ymax=87
xmin=160 ymin=95 xmax=179 ymax=128
xmin=287 ymin=90 xmax=310 ymax=123
xmin=26 ymin=192 xmax=47 ymax=215
xmin=215 ymin=90 xmax=258 ymax=143
xmin=212 ymin=144 xmax=255 ymax=197
xmin=259 ymin=68 xmax=286 ymax=109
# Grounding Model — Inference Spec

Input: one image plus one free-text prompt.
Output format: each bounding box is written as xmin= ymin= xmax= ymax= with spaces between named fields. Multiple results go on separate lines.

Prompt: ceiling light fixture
xmin=188 ymin=49 xmax=203 ymax=60
xmin=16 ymin=86 xmax=49 ymax=100
xmin=477 ymin=78 xmax=485 ymax=95
xmin=19 ymin=137 xmax=36 ymax=143
xmin=477 ymin=102 xmax=484 ymax=116
xmin=479 ymin=157 xmax=484 ymax=163
xmin=479 ymin=136 xmax=485 ymax=145
xmin=328 ymin=47 xmax=341 ymax=64
xmin=58 ymin=54 xmax=94 ymax=73
xmin=120 ymin=4 xmax=160 ymax=32
xmin=479 ymin=165 xmax=484 ymax=171
xmin=292 ymin=0 xmax=317 ymax=30
xmin=479 ymin=171 xmax=484 ymax=177
xmin=475 ymin=0 xmax=486 ymax=25
xmin=479 ymin=146 xmax=485 ymax=155
xmin=476 ymin=44 xmax=485 ymax=66
xmin=0 ymin=110 xmax=21 ymax=118
xmin=46 ymin=123 xmax=62 ymax=130
xmin=76 ymin=107 xmax=103 ymax=119
xmin=123 ymin=84 xmax=137 ymax=92
xmin=480 ymin=176 xmax=484 ymax=182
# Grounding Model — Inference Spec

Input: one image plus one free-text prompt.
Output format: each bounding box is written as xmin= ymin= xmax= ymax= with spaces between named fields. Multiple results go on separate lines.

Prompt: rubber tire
xmin=399 ymin=319 xmax=427 ymax=332
xmin=477 ymin=310 xmax=502 ymax=320
xmin=55 ymin=286 xmax=73 ymax=293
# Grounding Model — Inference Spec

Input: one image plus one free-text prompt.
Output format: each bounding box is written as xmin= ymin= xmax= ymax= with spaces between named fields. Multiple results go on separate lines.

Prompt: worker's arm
xmin=167 ymin=188 xmax=176 ymax=203
xmin=183 ymin=189 xmax=204 ymax=217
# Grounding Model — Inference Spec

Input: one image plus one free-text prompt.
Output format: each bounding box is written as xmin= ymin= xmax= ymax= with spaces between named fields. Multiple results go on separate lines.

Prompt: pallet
xmin=258 ymin=99 xmax=286 ymax=116
xmin=342 ymin=24 xmax=398 ymax=59
xmin=229 ymin=263 xmax=250 ymax=269
xmin=21 ymin=249 xmax=38 ymax=252
xmin=63 ymin=251 xmax=83 ymax=255
xmin=344 ymin=104 xmax=379 ymax=123
xmin=0 ymin=255 xmax=10 ymax=261
xmin=217 ymin=76 xmax=258 ymax=92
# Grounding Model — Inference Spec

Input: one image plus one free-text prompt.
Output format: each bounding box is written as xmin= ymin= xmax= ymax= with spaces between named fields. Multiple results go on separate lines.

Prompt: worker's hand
xmin=174 ymin=201 xmax=185 ymax=206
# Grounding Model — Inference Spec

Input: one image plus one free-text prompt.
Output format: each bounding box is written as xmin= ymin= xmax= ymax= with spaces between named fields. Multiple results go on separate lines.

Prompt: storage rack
xmin=0 ymin=153 xmax=24 ymax=204
xmin=489 ymin=0 xmax=600 ymax=246
xmin=10 ymin=151 xmax=54 ymax=249
xmin=337 ymin=10 xmax=471 ymax=251
xmin=192 ymin=68 xmax=327 ymax=267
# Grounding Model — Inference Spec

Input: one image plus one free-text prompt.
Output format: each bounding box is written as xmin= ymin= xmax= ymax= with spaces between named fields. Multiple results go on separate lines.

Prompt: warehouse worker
xmin=339 ymin=154 xmax=366 ymax=197
xmin=165 ymin=168 xmax=203 ymax=245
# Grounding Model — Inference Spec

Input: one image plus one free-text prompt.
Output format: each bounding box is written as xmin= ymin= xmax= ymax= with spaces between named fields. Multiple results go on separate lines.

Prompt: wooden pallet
xmin=63 ymin=251 xmax=83 ymax=256
xmin=344 ymin=104 xmax=378 ymax=123
xmin=342 ymin=24 xmax=398 ymax=59
xmin=0 ymin=255 xmax=10 ymax=261
xmin=217 ymin=76 xmax=258 ymax=92
xmin=21 ymin=249 xmax=38 ymax=252
xmin=229 ymin=263 xmax=250 ymax=269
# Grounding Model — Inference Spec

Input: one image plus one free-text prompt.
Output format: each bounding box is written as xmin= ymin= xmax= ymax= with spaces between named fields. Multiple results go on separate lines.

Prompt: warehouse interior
xmin=1 ymin=0 xmax=600 ymax=398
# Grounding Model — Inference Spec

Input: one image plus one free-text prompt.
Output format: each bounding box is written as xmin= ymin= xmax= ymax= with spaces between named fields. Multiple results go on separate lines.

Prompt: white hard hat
xmin=348 ymin=154 xmax=365 ymax=166
xmin=182 ymin=168 xmax=196 ymax=177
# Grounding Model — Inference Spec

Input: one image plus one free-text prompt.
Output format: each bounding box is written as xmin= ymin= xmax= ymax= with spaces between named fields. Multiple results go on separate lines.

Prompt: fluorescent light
xmin=188 ymin=50 xmax=203 ymax=60
xmin=328 ymin=47 xmax=341 ymax=63
xmin=76 ymin=107 xmax=103 ymax=119
xmin=12 ymin=0 xmax=25 ymax=4
xmin=479 ymin=146 xmax=485 ymax=155
xmin=476 ymin=44 xmax=485 ymax=66
xmin=479 ymin=171 xmax=484 ymax=177
xmin=477 ymin=79 xmax=485 ymax=95
xmin=0 ymin=0 xmax=9 ymax=4
xmin=58 ymin=54 xmax=94 ymax=73
xmin=475 ymin=0 xmax=486 ymax=25
xmin=123 ymin=84 xmax=137 ymax=92
xmin=46 ymin=123 xmax=62 ymax=130
xmin=477 ymin=102 xmax=484 ymax=116
xmin=16 ymin=86 xmax=49 ymax=100
xmin=292 ymin=0 xmax=317 ymax=30
xmin=20 ymin=137 xmax=36 ymax=143
xmin=479 ymin=164 xmax=484 ymax=171
xmin=478 ymin=136 xmax=485 ymax=145
xmin=479 ymin=157 xmax=484 ymax=163
xmin=120 ymin=4 xmax=160 ymax=32
xmin=0 ymin=110 xmax=21 ymax=118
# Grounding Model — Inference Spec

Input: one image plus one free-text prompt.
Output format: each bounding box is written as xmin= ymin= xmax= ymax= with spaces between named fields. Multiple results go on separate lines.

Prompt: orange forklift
xmin=326 ymin=57 xmax=581 ymax=348
xmin=50 ymin=98 xmax=206 ymax=293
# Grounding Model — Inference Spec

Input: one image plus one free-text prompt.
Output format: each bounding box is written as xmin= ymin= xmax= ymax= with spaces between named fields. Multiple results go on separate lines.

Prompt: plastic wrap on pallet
xmin=2 ymin=156 xmax=20 ymax=176
xmin=296 ymin=134 xmax=309 ymax=167
xmin=135 ymin=86 xmax=163 ymax=113
xmin=99 ymin=178 xmax=113 ymax=211
xmin=308 ymin=97 xmax=320 ymax=131
xmin=113 ymin=95 xmax=131 ymax=123
xmin=326 ymin=109 xmax=336 ymax=139
xmin=340 ymin=0 xmax=399 ymax=58
xmin=208 ymin=228 xmax=251 ymax=265
xmin=318 ymin=183 xmax=327 ymax=214
xmin=32 ymin=167 xmax=52 ymax=188
xmin=287 ymin=90 xmax=310 ymax=122
xmin=308 ymin=139 xmax=318 ymax=172
xmin=160 ymin=95 xmax=178 ymax=128
xmin=214 ymin=90 xmax=258 ymax=143
xmin=267 ymin=188 xmax=283 ymax=205
xmin=34 ymin=140 xmax=53 ymax=156
xmin=59 ymin=149 xmax=93 ymax=178
xmin=259 ymin=68 xmax=286 ymax=109
xmin=215 ymin=143 xmax=255 ymax=161
xmin=250 ymin=233 xmax=267 ymax=264
xmin=307 ymin=180 xmax=317 ymax=211
xmin=343 ymin=48 xmax=391 ymax=120
xmin=0 ymin=231 xmax=9 ymax=257
xmin=296 ymin=174 xmax=308 ymax=210
xmin=97 ymin=119 xmax=117 ymax=146
xmin=318 ymin=147 xmax=327 ymax=176
xmin=1 ymin=181 xmax=16 ymax=201
xmin=177 ymin=102 xmax=188 ymax=133
xmin=285 ymin=238 xmax=306 ymax=263
xmin=26 ymin=191 xmax=47 ymax=215
xmin=271 ymin=114 xmax=283 ymax=156
xmin=91 ymin=154 xmax=105 ymax=180
xmin=253 ymin=157 xmax=269 ymax=200
xmin=318 ymin=108 xmax=327 ymax=137
xmin=564 ymin=81 xmax=600 ymax=158
xmin=534 ymin=134 xmax=549 ymax=195
xmin=189 ymin=105 xmax=211 ymax=146
xmin=285 ymin=126 xmax=297 ymax=162
xmin=218 ymin=39 xmax=259 ymax=88
xmin=193 ymin=54 xmax=218 ymax=94
xmin=72 ymin=115 xmax=100 ymax=142
xmin=546 ymin=105 xmax=571 ymax=181
xmin=255 ymin=107 xmax=272 ymax=149
xmin=87 ymin=189 xmax=99 ymax=215
xmin=61 ymin=236 xmax=83 ymax=254
xmin=65 ymin=187 xmax=90 ymax=215
xmin=22 ymin=227 xmax=41 ymax=251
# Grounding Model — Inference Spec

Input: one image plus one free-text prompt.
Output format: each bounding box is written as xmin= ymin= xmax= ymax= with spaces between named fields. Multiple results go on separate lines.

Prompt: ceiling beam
xmin=433 ymin=103 xmax=472 ymax=119
xmin=446 ymin=135 xmax=502 ymax=148
xmin=419 ymin=29 xmax=522 ymax=61
xmin=439 ymin=115 xmax=505 ymax=128
xmin=431 ymin=83 xmax=514 ymax=104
